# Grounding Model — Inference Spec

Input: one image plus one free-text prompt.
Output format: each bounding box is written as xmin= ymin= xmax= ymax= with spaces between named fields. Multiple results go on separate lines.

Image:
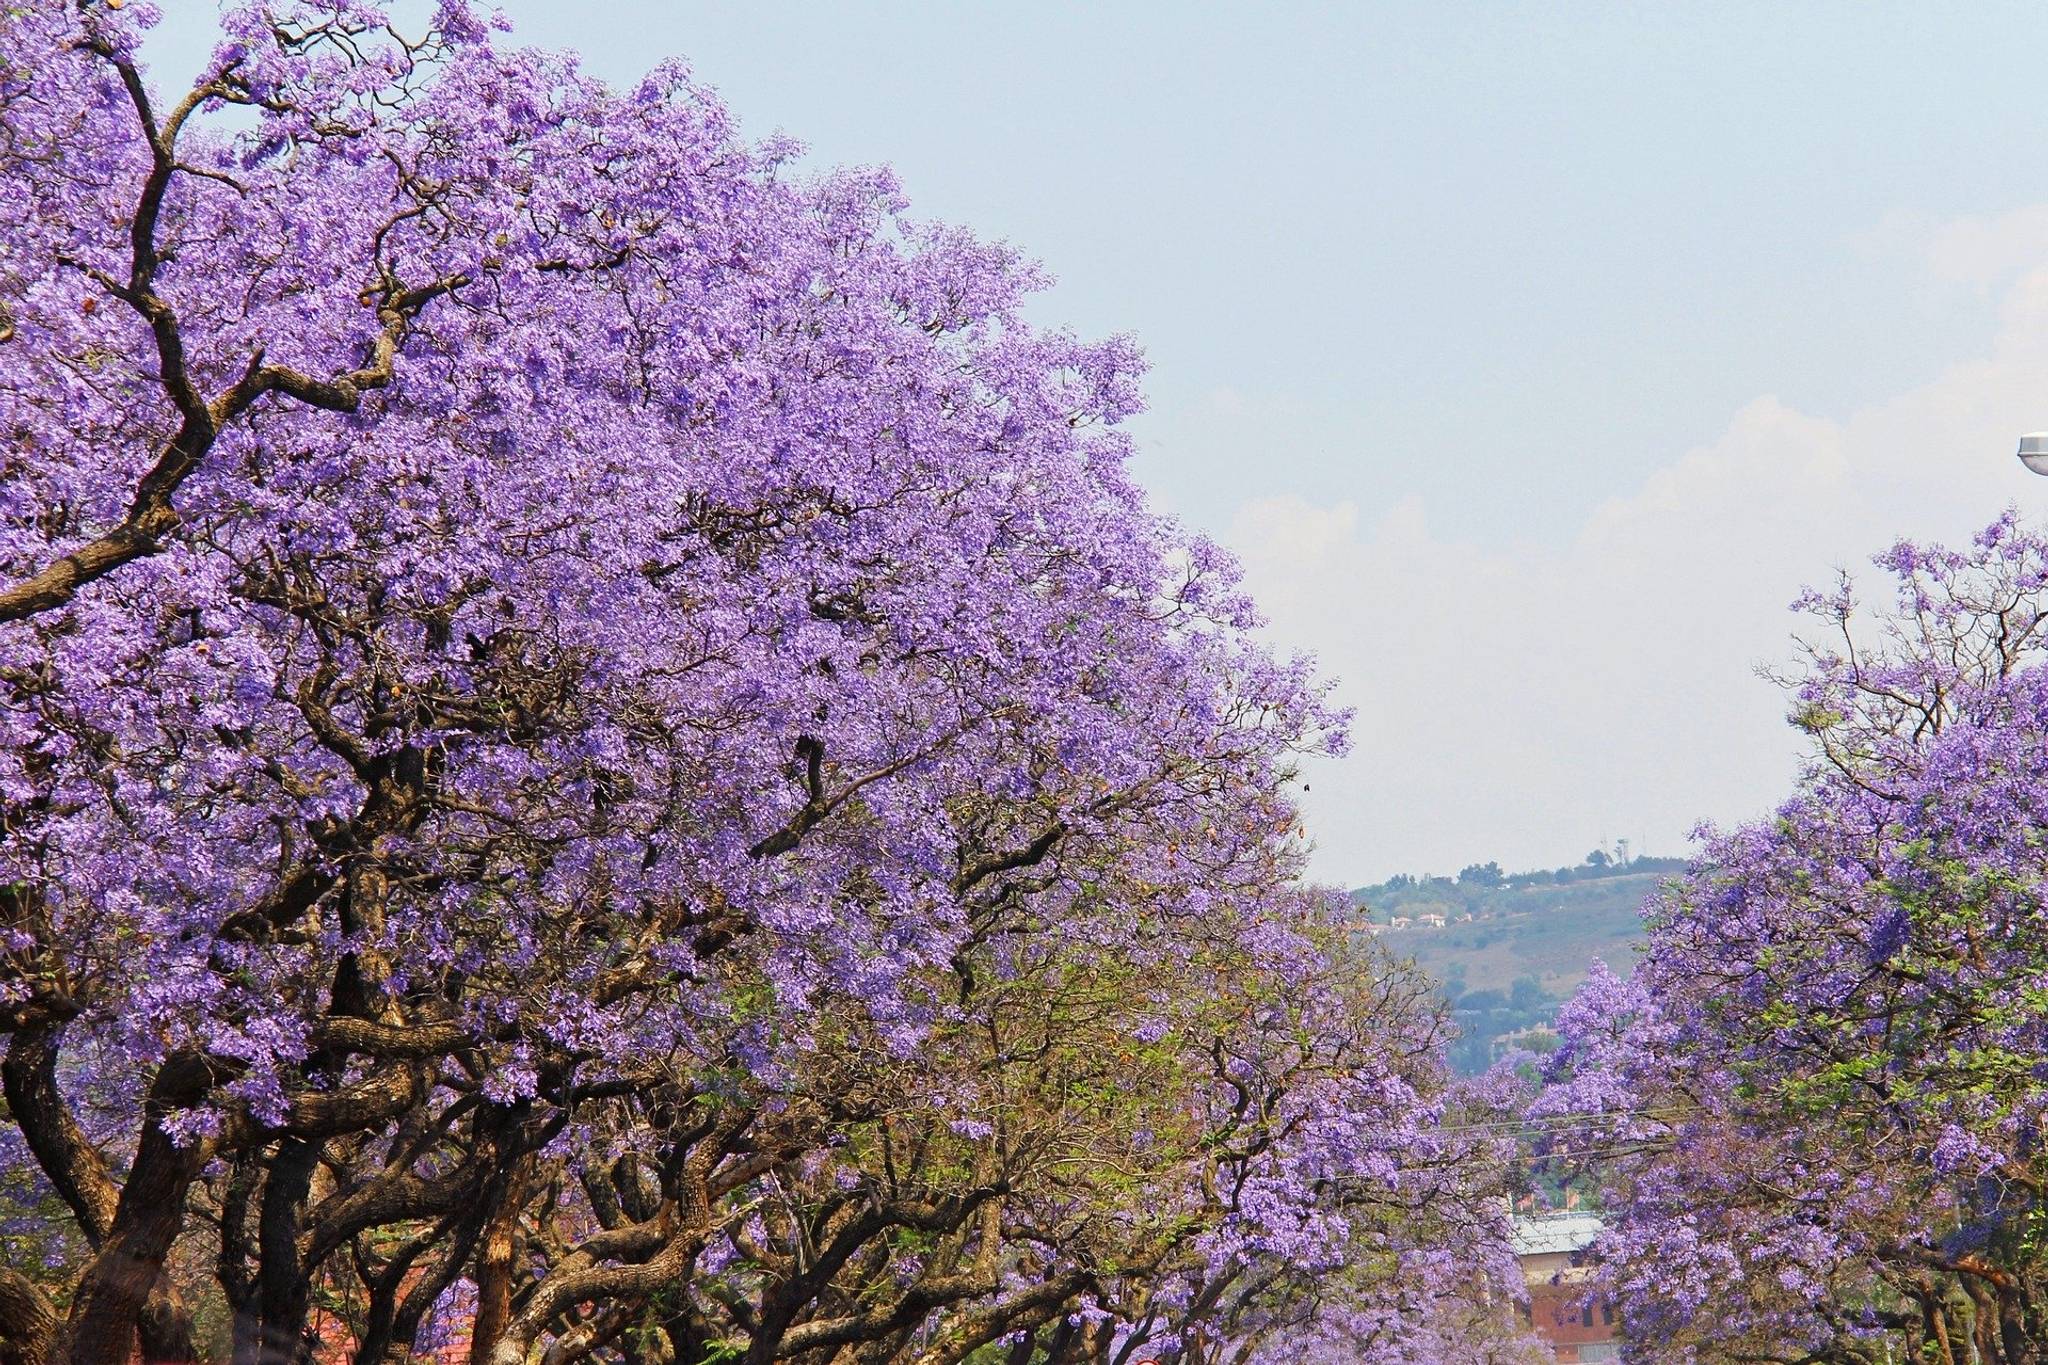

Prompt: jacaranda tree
xmin=1538 ymin=512 xmax=2048 ymax=1364
xmin=0 ymin=5 xmax=1532 ymax=1365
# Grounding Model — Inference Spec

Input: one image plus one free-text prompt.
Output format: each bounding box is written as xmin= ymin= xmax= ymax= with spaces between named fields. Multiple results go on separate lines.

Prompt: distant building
xmin=1388 ymin=915 xmax=1413 ymax=930
xmin=1492 ymin=1024 xmax=1562 ymax=1062
xmin=1510 ymin=1212 xmax=1618 ymax=1362
xmin=1417 ymin=911 xmax=1447 ymax=929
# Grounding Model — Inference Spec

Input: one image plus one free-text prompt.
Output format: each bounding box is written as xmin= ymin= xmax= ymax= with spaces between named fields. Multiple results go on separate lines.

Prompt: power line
xmin=1425 ymin=1106 xmax=1698 ymax=1139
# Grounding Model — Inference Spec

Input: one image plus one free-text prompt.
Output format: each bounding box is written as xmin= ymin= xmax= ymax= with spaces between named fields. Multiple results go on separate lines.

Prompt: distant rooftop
xmin=1509 ymin=1212 xmax=1604 ymax=1257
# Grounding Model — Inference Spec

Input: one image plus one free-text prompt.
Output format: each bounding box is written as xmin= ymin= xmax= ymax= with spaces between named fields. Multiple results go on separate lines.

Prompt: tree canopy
xmin=0 ymin=6 xmax=1538 ymax=1365
xmin=1538 ymin=513 xmax=2048 ymax=1364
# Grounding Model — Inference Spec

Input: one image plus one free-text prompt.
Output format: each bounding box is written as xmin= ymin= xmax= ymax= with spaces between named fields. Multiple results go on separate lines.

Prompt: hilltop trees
xmin=0 ymin=5 xmax=1531 ymax=1365
xmin=1539 ymin=514 xmax=2048 ymax=1364
xmin=1456 ymin=862 xmax=1503 ymax=888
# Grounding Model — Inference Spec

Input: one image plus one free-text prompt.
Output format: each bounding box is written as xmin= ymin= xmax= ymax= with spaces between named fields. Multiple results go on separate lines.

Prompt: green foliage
xmin=1354 ymin=857 xmax=1673 ymax=1073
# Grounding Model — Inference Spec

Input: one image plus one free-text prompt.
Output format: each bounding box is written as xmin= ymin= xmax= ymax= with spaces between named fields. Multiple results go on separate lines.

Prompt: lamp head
xmin=2021 ymin=433 xmax=2048 ymax=476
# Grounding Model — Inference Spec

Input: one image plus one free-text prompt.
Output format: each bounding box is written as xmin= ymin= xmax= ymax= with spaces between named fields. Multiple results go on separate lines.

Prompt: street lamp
xmin=2021 ymin=433 xmax=2048 ymax=476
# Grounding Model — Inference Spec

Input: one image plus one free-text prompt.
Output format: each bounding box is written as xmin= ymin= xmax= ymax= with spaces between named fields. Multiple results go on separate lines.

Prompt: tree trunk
xmin=136 ymin=1279 xmax=199 ymax=1365
xmin=468 ymin=1154 xmax=532 ymax=1365
xmin=52 ymin=1054 xmax=213 ymax=1365
xmin=1998 ymin=1286 xmax=2036 ymax=1365
xmin=1921 ymin=1287 xmax=1956 ymax=1365
xmin=0 ymin=1270 xmax=56 ymax=1365
xmin=256 ymin=1137 xmax=321 ymax=1365
xmin=3 ymin=1027 xmax=118 ymax=1242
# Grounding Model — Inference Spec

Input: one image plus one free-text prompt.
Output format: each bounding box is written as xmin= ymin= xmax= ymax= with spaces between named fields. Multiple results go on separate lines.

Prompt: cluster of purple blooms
xmin=1537 ymin=512 xmax=2048 ymax=1363
xmin=0 ymin=6 xmax=1543 ymax=1365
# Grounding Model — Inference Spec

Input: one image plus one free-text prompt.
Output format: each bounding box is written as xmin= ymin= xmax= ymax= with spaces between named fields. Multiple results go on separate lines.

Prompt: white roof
xmin=1509 ymin=1212 xmax=1604 ymax=1257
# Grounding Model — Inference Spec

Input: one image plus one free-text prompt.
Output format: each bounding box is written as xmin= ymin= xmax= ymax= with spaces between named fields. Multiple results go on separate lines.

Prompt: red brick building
xmin=1510 ymin=1213 xmax=1619 ymax=1363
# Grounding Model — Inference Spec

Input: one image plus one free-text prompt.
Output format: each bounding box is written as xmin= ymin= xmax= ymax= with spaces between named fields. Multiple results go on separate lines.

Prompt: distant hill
xmin=1353 ymin=854 xmax=1688 ymax=1074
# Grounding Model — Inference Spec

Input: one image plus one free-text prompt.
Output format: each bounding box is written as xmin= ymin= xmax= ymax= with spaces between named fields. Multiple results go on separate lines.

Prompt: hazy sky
xmin=144 ymin=3 xmax=2048 ymax=884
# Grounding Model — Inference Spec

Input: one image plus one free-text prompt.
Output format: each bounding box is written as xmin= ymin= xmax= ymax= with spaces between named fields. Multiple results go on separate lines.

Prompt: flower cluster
xmin=0 ymin=6 xmax=1531 ymax=1365
xmin=1539 ymin=513 xmax=2048 ymax=1363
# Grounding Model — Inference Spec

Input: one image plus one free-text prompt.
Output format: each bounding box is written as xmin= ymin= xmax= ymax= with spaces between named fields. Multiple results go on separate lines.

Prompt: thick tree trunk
xmin=256 ymin=1137 xmax=321 ymax=1365
xmin=0 ymin=1270 xmax=56 ymax=1365
xmin=136 ymin=1281 xmax=199 ymax=1365
xmin=52 ymin=1054 xmax=213 ymax=1365
xmin=220 ymin=1156 xmax=265 ymax=1365
xmin=467 ymin=1154 xmax=532 ymax=1365
xmin=6 ymin=1033 xmax=203 ymax=1365
xmin=1997 ymin=1287 xmax=2036 ymax=1365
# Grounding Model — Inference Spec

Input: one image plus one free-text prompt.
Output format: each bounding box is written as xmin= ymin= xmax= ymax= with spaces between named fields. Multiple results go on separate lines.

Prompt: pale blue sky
xmin=143 ymin=4 xmax=2048 ymax=882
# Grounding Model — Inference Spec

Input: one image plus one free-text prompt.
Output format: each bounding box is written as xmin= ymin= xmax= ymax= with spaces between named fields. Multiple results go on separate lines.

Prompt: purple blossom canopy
xmin=0 ymin=6 xmax=1533 ymax=1365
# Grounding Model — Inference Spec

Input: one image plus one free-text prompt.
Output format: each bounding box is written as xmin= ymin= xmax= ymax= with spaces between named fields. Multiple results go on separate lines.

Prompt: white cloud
xmin=1233 ymin=236 xmax=2048 ymax=886
xmin=1927 ymin=207 xmax=2048 ymax=288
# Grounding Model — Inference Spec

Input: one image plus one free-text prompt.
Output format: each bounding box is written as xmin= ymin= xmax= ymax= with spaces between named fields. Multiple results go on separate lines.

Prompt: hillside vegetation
xmin=1354 ymin=854 xmax=1685 ymax=1072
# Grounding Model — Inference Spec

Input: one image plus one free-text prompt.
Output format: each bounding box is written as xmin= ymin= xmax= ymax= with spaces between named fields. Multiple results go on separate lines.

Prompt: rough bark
xmin=0 ymin=1271 xmax=55 ymax=1365
xmin=468 ymin=1153 xmax=534 ymax=1365
xmin=51 ymin=1054 xmax=214 ymax=1365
